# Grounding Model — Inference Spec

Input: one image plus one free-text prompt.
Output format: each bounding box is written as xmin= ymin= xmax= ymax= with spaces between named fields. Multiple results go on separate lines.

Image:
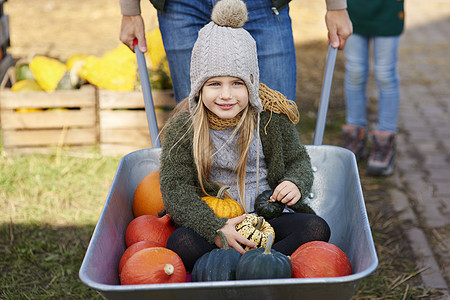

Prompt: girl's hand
xmin=214 ymin=214 xmax=256 ymax=254
xmin=270 ymin=181 xmax=301 ymax=206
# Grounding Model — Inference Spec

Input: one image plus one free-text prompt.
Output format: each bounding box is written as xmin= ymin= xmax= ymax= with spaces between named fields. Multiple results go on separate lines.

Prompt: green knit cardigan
xmin=159 ymin=110 xmax=314 ymax=244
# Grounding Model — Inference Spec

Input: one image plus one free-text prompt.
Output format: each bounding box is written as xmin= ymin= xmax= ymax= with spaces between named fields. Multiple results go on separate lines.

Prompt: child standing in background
xmin=159 ymin=0 xmax=330 ymax=271
xmin=342 ymin=0 xmax=404 ymax=176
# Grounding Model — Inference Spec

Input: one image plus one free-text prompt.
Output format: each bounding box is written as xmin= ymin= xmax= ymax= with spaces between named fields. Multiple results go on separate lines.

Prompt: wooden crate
xmin=0 ymin=85 xmax=97 ymax=153
xmin=98 ymin=89 xmax=175 ymax=156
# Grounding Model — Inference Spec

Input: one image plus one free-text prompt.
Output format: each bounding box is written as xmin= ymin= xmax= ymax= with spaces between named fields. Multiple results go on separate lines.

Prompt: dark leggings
xmin=166 ymin=213 xmax=331 ymax=271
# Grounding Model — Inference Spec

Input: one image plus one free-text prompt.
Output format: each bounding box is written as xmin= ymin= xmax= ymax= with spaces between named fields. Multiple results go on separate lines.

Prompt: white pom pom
xmin=211 ymin=0 xmax=248 ymax=28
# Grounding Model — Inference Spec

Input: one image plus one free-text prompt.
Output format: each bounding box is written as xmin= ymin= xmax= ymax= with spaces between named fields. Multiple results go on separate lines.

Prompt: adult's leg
xmin=267 ymin=213 xmax=331 ymax=256
xmin=244 ymin=0 xmax=297 ymax=100
xmin=157 ymin=0 xmax=212 ymax=103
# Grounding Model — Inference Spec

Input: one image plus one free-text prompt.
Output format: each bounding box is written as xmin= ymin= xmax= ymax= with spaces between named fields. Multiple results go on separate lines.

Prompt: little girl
xmin=159 ymin=0 xmax=330 ymax=271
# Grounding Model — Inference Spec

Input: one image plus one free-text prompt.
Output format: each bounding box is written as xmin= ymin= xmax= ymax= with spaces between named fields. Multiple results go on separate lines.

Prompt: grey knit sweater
xmin=159 ymin=110 xmax=314 ymax=244
xmin=209 ymin=127 xmax=273 ymax=214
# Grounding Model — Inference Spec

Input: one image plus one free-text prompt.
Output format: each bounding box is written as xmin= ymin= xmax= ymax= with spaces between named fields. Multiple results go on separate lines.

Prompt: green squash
xmin=236 ymin=234 xmax=292 ymax=280
xmin=254 ymin=190 xmax=285 ymax=220
xmin=56 ymin=72 xmax=74 ymax=90
xmin=191 ymin=230 xmax=241 ymax=281
xmin=15 ymin=64 xmax=35 ymax=82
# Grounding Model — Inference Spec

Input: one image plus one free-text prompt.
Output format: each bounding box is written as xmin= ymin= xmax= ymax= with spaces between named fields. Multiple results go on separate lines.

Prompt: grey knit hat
xmin=188 ymin=0 xmax=263 ymax=114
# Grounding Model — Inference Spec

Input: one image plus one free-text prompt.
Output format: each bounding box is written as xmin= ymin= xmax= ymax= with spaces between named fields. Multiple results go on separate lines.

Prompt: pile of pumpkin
xmin=10 ymin=28 xmax=171 ymax=93
xmin=119 ymin=170 xmax=353 ymax=285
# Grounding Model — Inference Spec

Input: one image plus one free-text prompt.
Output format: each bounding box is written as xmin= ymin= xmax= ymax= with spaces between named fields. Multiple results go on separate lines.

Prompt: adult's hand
xmin=120 ymin=15 xmax=147 ymax=53
xmin=325 ymin=9 xmax=353 ymax=50
xmin=215 ymin=214 xmax=256 ymax=254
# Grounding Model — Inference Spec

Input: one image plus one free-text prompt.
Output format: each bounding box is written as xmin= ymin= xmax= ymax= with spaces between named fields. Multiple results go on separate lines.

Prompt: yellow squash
xmin=79 ymin=44 xmax=137 ymax=91
xmin=29 ymin=56 xmax=67 ymax=92
xmin=202 ymin=186 xmax=244 ymax=219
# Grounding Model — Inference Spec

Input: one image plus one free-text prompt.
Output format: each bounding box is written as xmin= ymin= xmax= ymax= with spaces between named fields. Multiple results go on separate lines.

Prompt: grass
xmin=1 ymin=223 xmax=103 ymax=299
xmin=0 ymin=148 xmax=119 ymax=299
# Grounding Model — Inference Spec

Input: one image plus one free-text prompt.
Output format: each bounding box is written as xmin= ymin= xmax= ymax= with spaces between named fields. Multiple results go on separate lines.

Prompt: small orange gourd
xmin=118 ymin=240 xmax=161 ymax=275
xmin=291 ymin=241 xmax=352 ymax=278
xmin=125 ymin=214 xmax=176 ymax=247
xmin=120 ymin=247 xmax=186 ymax=285
xmin=133 ymin=170 xmax=165 ymax=217
xmin=201 ymin=186 xmax=244 ymax=219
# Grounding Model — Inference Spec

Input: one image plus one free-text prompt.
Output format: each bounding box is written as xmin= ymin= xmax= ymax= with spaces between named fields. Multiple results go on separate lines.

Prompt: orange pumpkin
xmin=120 ymin=247 xmax=186 ymax=285
xmin=291 ymin=241 xmax=352 ymax=278
xmin=202 ymin=186 xmax=244 ymax=219
xmin=125 ymin=214 xmax=176 ymax=247
xmin=133 ymin=170 xmax=164 ymax=217
xmin=118 ymin=240 xmax=162 ymax=275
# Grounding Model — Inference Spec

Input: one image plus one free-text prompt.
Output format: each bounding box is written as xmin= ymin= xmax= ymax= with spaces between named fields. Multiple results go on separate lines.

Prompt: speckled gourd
xmin=235 ymin=214 xmax=275 ymax=251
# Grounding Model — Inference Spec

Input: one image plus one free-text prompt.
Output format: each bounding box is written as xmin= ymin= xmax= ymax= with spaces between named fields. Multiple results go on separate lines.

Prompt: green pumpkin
xmin=191 ymin=230 xmax=241 ymax=281
xmin=254 ymin=190 xmax=285 ymax=220
xmin=236 ymin=234 xmax=292 ymax=280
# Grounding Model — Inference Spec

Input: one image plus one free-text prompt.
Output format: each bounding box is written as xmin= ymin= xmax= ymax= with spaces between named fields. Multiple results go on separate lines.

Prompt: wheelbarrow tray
xmin=79 ymin=145 xmax=378 ymax=300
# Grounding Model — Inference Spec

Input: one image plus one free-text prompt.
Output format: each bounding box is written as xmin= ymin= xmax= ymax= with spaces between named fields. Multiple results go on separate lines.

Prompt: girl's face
xmin=201 ymin=76 xmax=249 ymax=119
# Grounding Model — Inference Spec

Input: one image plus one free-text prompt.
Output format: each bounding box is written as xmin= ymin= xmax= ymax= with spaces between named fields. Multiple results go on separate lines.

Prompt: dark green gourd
xmin=191 ymin=230 xmax=241 ymax=281
xmin=254 ymin=190 xmax=285 ymax=220
xmin=236 ymin=234 xmax=292 ymax=280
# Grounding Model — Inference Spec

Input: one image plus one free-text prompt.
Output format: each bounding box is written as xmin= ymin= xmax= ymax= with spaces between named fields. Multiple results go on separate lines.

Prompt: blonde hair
xmin=191 ymin=93 xmax=257 ymax=213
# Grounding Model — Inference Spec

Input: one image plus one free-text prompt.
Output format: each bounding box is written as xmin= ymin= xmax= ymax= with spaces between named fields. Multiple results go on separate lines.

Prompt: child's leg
xmin=166 ymin=227 xmax=216 ymax=272
xmin=344 ymin=33 xmax=371 ymax=127
xmin=373 ymin=35 xmax=401 ymax=133
xmin=268 ymin=213 xmax=331 ymax=256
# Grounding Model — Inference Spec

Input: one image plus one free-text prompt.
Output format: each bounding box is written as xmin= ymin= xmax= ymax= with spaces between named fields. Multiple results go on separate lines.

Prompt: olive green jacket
xmin=348 ymin=0 xmax=404 ymax=36
xmin=120 ymin=0 xmax=346 ymax=16
xmin=159 ymin=111 xmax=314 ymax=244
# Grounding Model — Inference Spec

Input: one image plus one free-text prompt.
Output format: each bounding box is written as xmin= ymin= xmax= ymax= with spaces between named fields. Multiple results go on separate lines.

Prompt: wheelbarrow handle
xmin=134 ymin=39 xmax=161 ymax=148
xmin=313 ymin=45 xmax=338 ymax=146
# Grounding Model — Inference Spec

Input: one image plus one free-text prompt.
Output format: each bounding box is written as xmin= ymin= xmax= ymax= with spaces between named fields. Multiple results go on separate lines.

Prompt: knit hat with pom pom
xmin=188 ymin=0 xmax=262 ymax=114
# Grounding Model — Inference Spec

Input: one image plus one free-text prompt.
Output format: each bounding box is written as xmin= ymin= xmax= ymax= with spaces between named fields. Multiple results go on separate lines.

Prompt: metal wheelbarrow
xmin=79 ymin=45 xmax=378 ymax=300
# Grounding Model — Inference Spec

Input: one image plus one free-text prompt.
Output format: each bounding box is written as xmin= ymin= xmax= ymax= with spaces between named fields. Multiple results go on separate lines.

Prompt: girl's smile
xmin=201 ymin=76 xmax=249 ymax=119
xmin=216 ymin=103 xmax=236 ymax=110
